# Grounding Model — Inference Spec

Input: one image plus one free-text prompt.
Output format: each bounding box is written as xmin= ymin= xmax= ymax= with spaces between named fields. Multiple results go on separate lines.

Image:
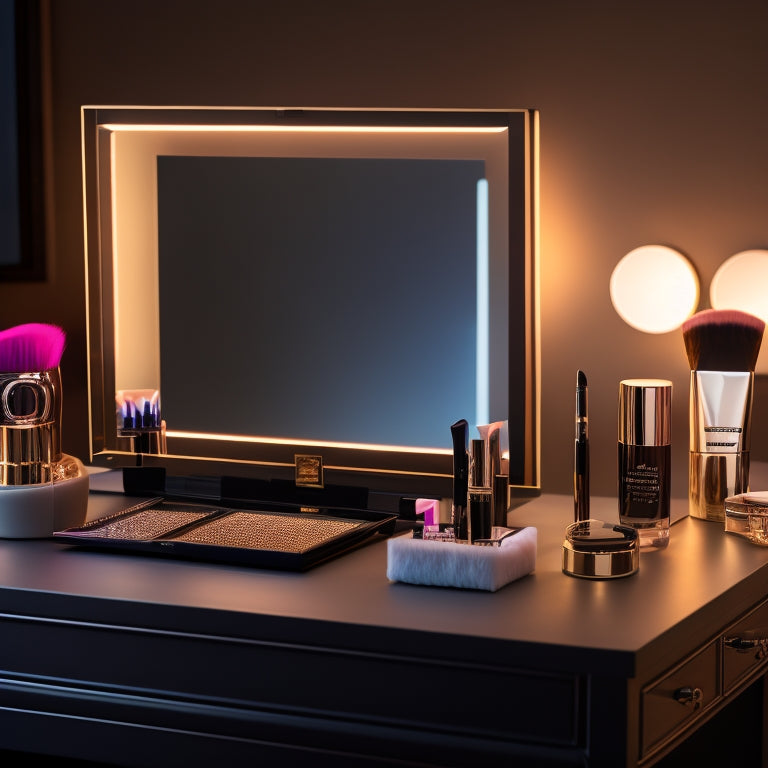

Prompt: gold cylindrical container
xmin=0 ymin=369 xmax=60 ymax=486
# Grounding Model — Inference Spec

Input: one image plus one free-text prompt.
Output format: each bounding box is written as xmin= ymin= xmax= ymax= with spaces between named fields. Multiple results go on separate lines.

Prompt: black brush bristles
xmin=682 ymin=309 xmax=765 ymax=371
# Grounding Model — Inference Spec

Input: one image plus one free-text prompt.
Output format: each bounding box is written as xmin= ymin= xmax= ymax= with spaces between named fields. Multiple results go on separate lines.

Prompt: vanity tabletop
xmin=0 ymin=484 xmax=767 ymax=683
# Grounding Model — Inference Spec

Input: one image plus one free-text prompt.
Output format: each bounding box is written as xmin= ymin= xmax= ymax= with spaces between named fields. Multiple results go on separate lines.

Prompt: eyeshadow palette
xmin=53 ymin=497 xmax=398 ymax=570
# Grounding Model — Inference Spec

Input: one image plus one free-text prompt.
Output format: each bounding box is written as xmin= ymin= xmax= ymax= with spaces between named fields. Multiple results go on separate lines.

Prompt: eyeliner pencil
xmin=574 ymin=370 xmax=590 ymax=522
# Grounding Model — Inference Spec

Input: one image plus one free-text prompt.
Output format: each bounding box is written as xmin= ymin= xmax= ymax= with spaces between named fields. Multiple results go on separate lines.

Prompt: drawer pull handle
xmin=724 ymin=633 xmax=768 ymax=659
xmin=674 ymin=686 xmax=703 ymax=708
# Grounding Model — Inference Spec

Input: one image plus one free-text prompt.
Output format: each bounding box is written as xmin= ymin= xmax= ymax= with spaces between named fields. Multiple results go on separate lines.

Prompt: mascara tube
xmin=574 ymin=370 xmax=589 ymax=522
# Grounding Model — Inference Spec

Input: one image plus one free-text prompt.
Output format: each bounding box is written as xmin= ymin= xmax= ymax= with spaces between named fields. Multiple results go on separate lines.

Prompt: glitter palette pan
xmin=54 ymin=497 xmax=398 ymax=571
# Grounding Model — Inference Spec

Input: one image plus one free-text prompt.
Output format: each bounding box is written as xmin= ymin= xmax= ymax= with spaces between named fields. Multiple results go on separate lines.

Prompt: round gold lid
xmin=562 ymin=519 xmax=639 ymax=579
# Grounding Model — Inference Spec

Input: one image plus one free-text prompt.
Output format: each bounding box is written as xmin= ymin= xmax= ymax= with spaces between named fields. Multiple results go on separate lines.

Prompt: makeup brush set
xmin=386 ymin=419 xmax=538 ymax=592
xmin=0 ymin=322 xmax=89 ymax=537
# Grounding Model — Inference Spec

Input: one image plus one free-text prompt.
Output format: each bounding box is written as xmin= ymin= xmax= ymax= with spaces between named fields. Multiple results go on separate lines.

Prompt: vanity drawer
xmin=641 ymin=640 xmax=719 ymax=756
xmin=723 ymin=599 xmax=768 ymax=694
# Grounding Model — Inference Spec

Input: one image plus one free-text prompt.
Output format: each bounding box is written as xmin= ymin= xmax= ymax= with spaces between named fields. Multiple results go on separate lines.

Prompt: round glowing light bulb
xmin=609 ymin=245 xmax=699 ymax=333
xmin=710 ymin=249 xmax=768 ymax=324
xmin=710 ymin=249 xmax=768 ymax=375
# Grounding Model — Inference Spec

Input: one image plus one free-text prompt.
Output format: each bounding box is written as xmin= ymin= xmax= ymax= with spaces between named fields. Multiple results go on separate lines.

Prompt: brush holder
xmin=386 ymin=526 xmax=537 ymax=592
xmin=0 ymin=454 xmax=89 ymax=538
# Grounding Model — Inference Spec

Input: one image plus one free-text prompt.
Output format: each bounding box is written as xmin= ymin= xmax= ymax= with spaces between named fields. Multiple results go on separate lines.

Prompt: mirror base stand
xmin=121 ymin=466 xmax=371 ymax=511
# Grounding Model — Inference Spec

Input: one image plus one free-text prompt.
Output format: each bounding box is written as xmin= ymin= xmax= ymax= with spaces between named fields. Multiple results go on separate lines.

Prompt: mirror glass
xmin=82 ymin=108 xmax=539 ymax=504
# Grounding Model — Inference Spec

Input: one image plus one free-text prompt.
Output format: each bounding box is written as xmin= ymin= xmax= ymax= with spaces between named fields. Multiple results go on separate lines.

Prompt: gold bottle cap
xmin=618 ymin=378 xmax=672 ymax=447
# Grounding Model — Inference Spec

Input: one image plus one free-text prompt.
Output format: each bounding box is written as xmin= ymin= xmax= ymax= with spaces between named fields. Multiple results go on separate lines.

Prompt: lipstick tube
xmin=468 ymin=438 xmax=492 ymax=543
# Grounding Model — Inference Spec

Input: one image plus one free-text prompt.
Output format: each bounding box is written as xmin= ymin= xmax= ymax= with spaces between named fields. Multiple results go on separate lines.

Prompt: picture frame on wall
xmin=1 ymin=0 xmax=46 ymax=281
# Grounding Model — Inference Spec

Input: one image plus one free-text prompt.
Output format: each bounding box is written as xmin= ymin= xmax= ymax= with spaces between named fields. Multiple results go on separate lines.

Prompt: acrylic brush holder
xmin=0 ymin=454 xmax=89 ymax=538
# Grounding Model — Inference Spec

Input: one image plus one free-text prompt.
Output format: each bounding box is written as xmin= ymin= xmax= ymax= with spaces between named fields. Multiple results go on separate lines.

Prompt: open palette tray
xmin=54 ymin=496 xmax=398 ymax=571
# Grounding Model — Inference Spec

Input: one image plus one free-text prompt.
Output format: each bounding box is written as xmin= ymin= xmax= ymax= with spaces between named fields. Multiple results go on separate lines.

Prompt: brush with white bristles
xmin=682 ymin=308 xmax=765 ymax=523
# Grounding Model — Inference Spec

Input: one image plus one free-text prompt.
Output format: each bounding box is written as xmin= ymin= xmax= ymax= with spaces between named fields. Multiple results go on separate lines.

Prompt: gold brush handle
xmin=0 ymin=369 xmax=61 ymax=485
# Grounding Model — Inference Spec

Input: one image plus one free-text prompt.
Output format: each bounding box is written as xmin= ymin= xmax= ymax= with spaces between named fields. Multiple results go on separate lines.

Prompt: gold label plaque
xmin=295 ymin=454 xmax=324 ymax=488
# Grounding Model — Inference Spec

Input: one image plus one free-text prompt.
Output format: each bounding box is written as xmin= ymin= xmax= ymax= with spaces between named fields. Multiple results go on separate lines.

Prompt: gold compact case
xmin=562 ymin=519 xmax=639 ymax=579
xmin=724 ymin=492 xmax=768 ymax=545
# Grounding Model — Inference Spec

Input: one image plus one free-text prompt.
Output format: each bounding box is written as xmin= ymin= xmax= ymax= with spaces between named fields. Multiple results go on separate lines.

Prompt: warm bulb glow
xmin=710 ymin=249 xmax=768 ymax=374
xmin=710 ymin=249 xmax=768 ymax=324
xmin=610 ymin=245 xmax=699 ymax=333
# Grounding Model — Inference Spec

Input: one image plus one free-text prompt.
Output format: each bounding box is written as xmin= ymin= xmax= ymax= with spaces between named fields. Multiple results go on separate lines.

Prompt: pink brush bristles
xmin=0 ymin=323 xmax=67 ymax=372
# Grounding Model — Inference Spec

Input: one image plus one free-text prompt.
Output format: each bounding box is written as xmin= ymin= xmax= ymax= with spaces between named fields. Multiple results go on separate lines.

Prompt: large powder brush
xmin=0 ymin=323 xmax=66 ymax=467
xmin=0 ymin=322 xmax=88 ymax=538
xmin=682 ymin=309 xmax=764 ymax=372
xmin=682 ymin=308 xmax=765 ymax=522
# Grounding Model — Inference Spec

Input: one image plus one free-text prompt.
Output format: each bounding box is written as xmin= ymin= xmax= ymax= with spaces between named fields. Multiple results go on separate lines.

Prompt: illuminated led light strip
xmin=476 ymin=178 xmax=490 ymax=428
xmin=100 ymin=123 xmax=507 ymax=134
xmin=109 ymin=132 xmax=121 ymax=367
xmin=165 ymin=429 xmax=452 ymax=454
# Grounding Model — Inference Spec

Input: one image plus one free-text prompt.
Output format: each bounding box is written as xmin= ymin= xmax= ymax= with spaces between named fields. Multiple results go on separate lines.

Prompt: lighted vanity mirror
xmin=82 ymin=107 xmax=539 ymax=508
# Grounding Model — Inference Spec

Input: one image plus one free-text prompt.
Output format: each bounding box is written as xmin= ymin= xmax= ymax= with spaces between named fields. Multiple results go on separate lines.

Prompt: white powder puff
xmin=386 ymin=527 xmax=537 ymax=592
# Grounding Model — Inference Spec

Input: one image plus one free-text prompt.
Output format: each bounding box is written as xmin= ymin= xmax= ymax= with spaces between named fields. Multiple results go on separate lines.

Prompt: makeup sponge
xmin=386 ymin=527 xmax=537 ymax=592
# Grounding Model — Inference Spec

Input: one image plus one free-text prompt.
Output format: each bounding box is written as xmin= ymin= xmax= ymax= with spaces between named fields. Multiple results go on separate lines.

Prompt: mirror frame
xmin=81 ymin=106 xmax=540 ymax=505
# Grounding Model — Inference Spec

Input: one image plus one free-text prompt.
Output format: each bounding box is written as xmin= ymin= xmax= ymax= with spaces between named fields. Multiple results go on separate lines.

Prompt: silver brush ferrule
xmin=688 ymin=370 xmax=753 ymax=521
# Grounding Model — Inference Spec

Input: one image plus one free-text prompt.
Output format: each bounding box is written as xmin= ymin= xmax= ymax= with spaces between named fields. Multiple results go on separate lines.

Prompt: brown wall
xmin=3 ymin=0 xmax=768 ymax=498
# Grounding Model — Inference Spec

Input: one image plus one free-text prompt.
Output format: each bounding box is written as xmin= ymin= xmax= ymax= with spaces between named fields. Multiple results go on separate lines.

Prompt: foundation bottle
xmin=618 ymin=379 xmax=672 ymax=549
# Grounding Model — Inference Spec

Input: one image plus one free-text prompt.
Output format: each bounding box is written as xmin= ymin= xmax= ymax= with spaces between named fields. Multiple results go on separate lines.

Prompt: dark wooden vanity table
xmin=0 ymin=487 xmax=767 ymax=767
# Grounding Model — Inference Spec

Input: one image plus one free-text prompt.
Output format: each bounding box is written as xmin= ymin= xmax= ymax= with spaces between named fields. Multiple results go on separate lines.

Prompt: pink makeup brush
xmin=0 ymin=322 xmax=88 ymax=537
xmin=0 ymin=322 xmax=66 ymax=372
